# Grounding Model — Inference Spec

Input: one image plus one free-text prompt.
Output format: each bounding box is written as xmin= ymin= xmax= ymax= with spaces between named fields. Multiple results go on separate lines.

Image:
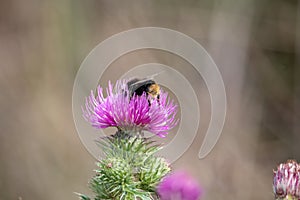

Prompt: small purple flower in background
xmin=273 ymin=160 xmax=300 ymax=199
xmin=157 ymin=171 xmax=203 ymax=200
xmin=82 ymin=79 xmax=178 ymax=137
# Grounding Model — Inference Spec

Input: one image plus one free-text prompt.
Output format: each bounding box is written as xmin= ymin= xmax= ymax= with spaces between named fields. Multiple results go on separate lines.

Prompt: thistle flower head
xmin=82 ymin=79 xmax=178 ymax=137
xmin=273 ymin=160 xmax=300 ymax=199
xmin=157 ymin=171 xmax=203 ymax=200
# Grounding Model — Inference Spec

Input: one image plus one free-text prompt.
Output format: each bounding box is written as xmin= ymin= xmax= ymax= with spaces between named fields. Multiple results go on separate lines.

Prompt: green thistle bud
xmin=78 ymin=131 xmax=170 ymax=200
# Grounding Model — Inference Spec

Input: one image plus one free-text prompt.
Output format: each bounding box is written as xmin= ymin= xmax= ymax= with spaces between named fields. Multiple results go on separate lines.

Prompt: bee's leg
xmin=148 ymin=100 xmax=151 ymax=106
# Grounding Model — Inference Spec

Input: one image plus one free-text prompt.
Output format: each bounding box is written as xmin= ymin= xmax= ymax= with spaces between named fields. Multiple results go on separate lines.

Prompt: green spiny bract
xmin=78 ymin=131 xmax=170 ymax=200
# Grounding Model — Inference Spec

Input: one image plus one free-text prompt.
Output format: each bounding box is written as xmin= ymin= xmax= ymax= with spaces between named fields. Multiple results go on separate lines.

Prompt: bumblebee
xmin=127 ymin=78 xmax=160 ymax=101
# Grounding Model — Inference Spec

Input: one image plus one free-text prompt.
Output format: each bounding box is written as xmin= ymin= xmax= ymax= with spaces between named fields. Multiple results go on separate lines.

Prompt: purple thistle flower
xmin=157 ymin=171 xmax=203 ymax=200
xmin=273 ymin=160 xmax=300 ymax=199
xmin=82 ymin=79 xmax=178 ymax=137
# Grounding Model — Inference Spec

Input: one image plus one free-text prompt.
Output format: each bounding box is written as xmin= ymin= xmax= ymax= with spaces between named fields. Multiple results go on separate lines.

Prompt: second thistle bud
xmin=273 ymin=160 xmax=300 ymax=200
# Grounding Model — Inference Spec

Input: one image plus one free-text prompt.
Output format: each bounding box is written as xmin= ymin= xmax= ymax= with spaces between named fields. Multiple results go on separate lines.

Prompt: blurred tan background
xmin=0 ymin=0 xmax=299 ymax=199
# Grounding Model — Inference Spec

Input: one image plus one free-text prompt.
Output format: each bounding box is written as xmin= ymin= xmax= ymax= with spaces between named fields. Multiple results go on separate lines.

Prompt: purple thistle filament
xmin=273 ymin=160 xmax=300 ymax=199
xmin=157 ymin=171 xmax=203 ymax=200
xmin=82 ymin=79 xmax=178 ymax=137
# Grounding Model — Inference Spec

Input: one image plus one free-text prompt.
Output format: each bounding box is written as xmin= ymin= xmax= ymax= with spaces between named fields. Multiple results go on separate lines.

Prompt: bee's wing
xmin=128 ymin=71 xmax=164 ymax=88
xmin=126 ymin=78 xmax=141 ymax=95
xmin=145 ymin=71 xmax=164 ymax=80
